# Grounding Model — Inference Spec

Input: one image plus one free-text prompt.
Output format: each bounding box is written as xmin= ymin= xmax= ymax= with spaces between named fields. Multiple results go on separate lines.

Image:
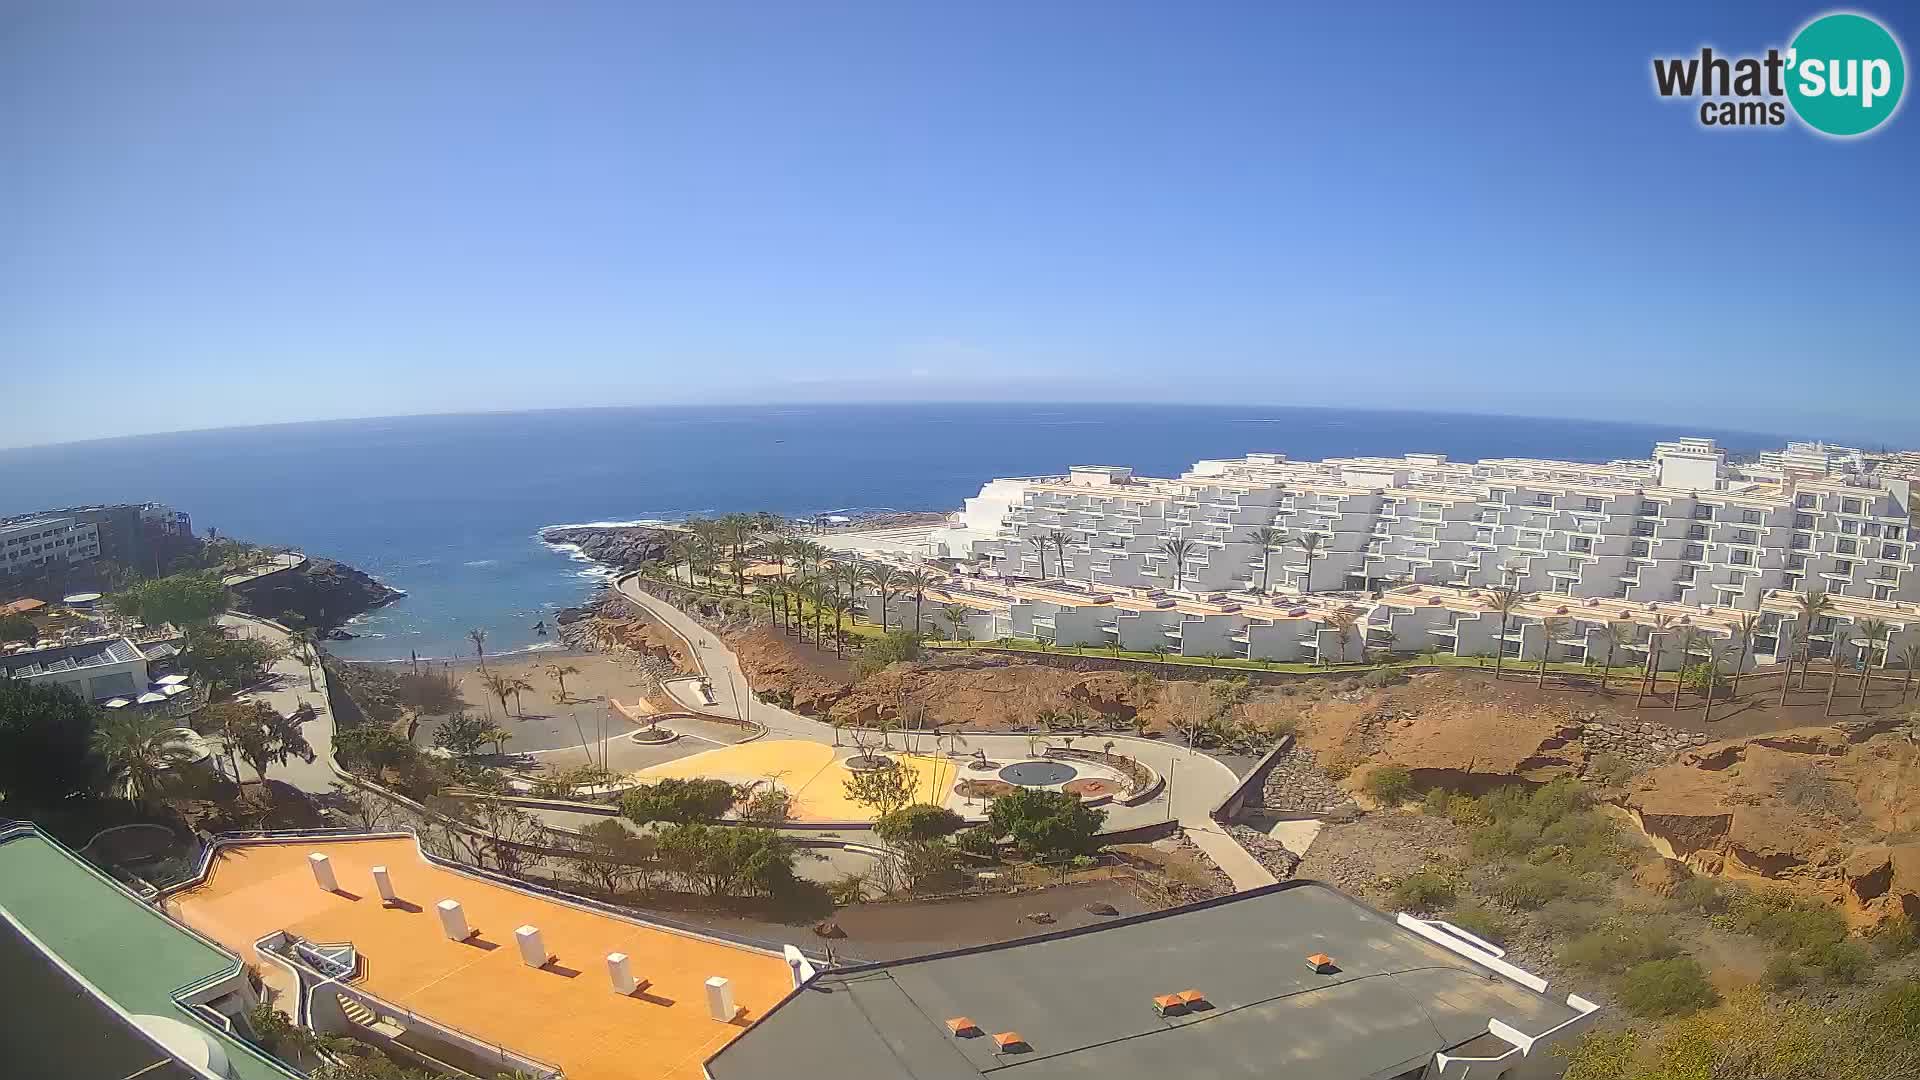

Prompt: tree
xmin=1594 ymin=621 xmax=1635 ymax=693
xmin=824 ymin=590 xmax=853 ymax=658
xmin=467 ymin=627 xmax=488 ymax=667
xmin=738 ymin=784 xmax=793 ymax=825
xmin=108 ymin=571 xmax=228 ymax=626
xmin=899 ymin=569 xmax=937 ymax=637
xmin=92 ymin=710 xmax=192 ymax=809
xmin=1047 ymin=530 xmax=1073 ymax=580
xmin=215 ymin=700 xmax=316 ymax=784
xmin=853 ymin=628 xmax=924 ymax=680
xmin=0 ymin=679 xmax=103 ymax=809
xmin=620 ymin=777 xmax=736 ymax=824
xmin=866 ymin=564 xmax=900 ymax=632
xmin=1537 ymin=617 xmax=1567 ymax=687
xmin=180 ymin=625 xmax=282 ymax=697
xmin=565 ymin=819 xmax=655 ymax=897
xmin=1639 ymin=612 xmax=1672 ymax=708
xmin=1729 ymin=612 xmax=1761 ymax=701
xmin=0 ymin=612 xmax=37 ymax=645
xmin=983 ymin=788 xmax=1105 ymax=861
xmin=506 ymin=677 xmax=534 ymax=717
xmin=431 ymin=712 xmax=490 ymax=757
xmin=1898 ymin=642 xmax=1920 ymax=702
xmin=1025 ymin=535 xmax=1049 ymax=579
xmin=941 ymin=603 xmax=971 ymax=642
xmin=1701 ymin=637 xmax=1733 ymax=723
xmin=1247 ymin=526 xmax=1284 ymax=593
xmin=1669 ymin=625 xmax=1697 ymax=710
xmin=1485 ymin=586 xmax=1523 ymax=682
xmin=1855 ymin=617 xmax=1891 ymax=711
xmin=543 ymin=662 xmax=580 ymax=702
xmin=1292 ymin=532 xmax=1323 ymax=594
xmin=843 ymin=759 xmax=919 ymax=818
xmin=481 ymin=725 xmax=514 ymax=756
xmin=1326 ymin=610 xmax=1360 ymax=663
xmin=290 ymin=629 xmax=320 ymax=692
xmin=874 ymin=803 xmax=964 ymax=846
xmin=479 ymin=670 xmax=514 ymax=719
xmin=654 ymin=823 xmax=799 ymax=899
xmin=1158 ymin=536 xmax=1197 ymax=594
xmin=1791 ymin=589 xmax=1833 ymax=694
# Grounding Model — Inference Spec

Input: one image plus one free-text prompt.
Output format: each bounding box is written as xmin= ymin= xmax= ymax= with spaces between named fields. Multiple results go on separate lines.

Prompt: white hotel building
xmin=0 ymin=514 xmax=100 ymax=577
xmin=856 ymin=438 xmax=1920 ymax=673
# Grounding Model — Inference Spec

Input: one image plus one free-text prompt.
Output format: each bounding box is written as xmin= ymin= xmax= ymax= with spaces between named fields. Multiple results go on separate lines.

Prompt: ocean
xmin=0 ymin=404 xmax=1789 ymax=661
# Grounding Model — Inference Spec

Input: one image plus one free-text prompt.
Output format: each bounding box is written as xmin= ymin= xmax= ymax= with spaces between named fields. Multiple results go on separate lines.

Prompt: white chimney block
xmin=783 ymin=944 xmax=816 ymax=989
xmin=515 ymin=925 xmax=547 ymax=968
xmin=705 ymin=976 xmax=737 ymax=1022
xmin=308 ymin=853 xmax=338 ymax=892
xmin=607 ymin=952 xmax=637 ymax=995
xmin=436 ymin=899 xmax=470 ymax=941
xmin=371 ymin=865 xmax=397 ymax=902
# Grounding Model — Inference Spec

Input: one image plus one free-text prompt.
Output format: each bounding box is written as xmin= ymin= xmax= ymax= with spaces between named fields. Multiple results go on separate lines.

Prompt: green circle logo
xmin=1787 ymin=13 xmax=1906 ymax=136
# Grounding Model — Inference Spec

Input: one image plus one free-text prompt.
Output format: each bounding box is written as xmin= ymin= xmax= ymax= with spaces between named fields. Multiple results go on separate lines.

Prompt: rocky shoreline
xmin=230 ymin=556 xmax=405 ymax=632
xmin=540 ymin=525 xmax=676 ymax=570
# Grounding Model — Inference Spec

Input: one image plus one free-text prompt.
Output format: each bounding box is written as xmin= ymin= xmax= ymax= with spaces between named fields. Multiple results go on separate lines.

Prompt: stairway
xmin=337 ymin=995 xmax=377 ymax=1028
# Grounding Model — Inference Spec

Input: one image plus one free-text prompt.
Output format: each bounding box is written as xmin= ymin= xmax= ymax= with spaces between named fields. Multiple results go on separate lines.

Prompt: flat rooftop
xmin=706 ymin=881 xmax=1581 ymax=1080
xmin=0 ymin=826 xmax=294 ymax=1080
xmin=167 ymin=836 xmax=795 ymax=1080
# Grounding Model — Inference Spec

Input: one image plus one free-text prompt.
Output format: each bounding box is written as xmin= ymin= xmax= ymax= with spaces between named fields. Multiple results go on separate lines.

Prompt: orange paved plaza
xmin=167 ymin=837 xmax=794 ymax=1080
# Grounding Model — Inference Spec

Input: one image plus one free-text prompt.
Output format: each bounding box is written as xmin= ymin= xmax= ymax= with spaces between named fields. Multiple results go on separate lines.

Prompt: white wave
xmin=538 ymin=517 xmax=682 ymax=531
xmin=463 ymin=559 xmax=499 ymax=568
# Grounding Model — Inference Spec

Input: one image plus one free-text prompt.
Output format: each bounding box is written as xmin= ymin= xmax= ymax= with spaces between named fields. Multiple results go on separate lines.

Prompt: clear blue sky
xmin=2 ymin=1 xmax=1914 ymax=449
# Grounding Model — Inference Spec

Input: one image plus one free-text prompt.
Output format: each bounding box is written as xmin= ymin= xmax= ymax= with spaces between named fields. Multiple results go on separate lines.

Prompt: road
xmin=613 ymin=574 xmax=1277 ymax=890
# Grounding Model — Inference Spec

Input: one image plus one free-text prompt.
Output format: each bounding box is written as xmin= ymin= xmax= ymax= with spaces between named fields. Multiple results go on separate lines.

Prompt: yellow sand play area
xmin=630 ymin=740 xmax=955 ymax=822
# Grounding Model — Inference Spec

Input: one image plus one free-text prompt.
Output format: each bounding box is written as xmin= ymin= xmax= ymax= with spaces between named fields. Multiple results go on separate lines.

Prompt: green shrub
xmin=853 ymin=629 xmax=924 ymax=679
xmin=1725 ymin=888 xmax=1848 ymax=956
xmin=953 ymin=827 xmax=999 ymax=859
xmin=1445 ymin=902 xmax=1512 ymax=946
xmin=1667 ymin=876 xmax=1729 ymax=915
xmin=1422 ymin=786 xmax=1451 ymax=817
xmin=1444 ymin=794 xmax=1492 ymax=828
xmin=1358 ymin=668 xmax=1408 ymax=688
xmin=1866 ymin=983 xmax=1920 ymax=1040
xmin=1763 ymin=952 xmax=1803 ymax=990
xmin=1494 ymin=863 xmax=1589 ymax=909
xmin=1562 ymin=921 xmax=1681 ymax=976
xmin=1539 ymin=899 xmax=1605 ymax=936
xmin=984 ymin=788 xmax=1106 ymax=860
xmin=1364 ymin=765 xmax=1414 ymax=804
xmin=621 ymin=777 xmax=737 ymax=825
xmin=1389 ymin=872 xmax=1455 ymax=913
xmin=1618 ymin=957 xmax=1719 ymax=1018
xmin=1816 ymin=940 xmax=1871 ymax=985
xmin=1588 ymin=753 xmax=1636 ymax=786
xmin=1873 ymin=914 xmax=1918 ymax=958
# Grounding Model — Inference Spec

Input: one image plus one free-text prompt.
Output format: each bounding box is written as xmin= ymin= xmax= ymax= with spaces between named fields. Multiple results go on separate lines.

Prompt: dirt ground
xmin=403 ymin=650 xmax=661 ymax=751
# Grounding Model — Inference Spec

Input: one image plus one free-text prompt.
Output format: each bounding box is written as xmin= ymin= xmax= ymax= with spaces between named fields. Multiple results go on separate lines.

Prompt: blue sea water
xmin=0 ymin=404 xmax=1790 ymax=661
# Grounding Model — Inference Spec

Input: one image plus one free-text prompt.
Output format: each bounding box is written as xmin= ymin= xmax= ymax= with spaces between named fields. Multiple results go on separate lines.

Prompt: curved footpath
xmin=216 ymin=611 xmax=340 ymax=793
xmin=613 ymin=574 xmax=1278 ymax=891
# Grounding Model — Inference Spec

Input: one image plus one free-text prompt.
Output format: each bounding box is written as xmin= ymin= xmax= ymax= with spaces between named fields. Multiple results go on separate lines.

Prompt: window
xmin=1876 ymin=564 xmax=1898 ymax=580
xmin=1785 ymin=573 xmax=1803 ymax=589
xmin=1692 ymin=505 xmax=1714 ymax=520
xmin=1864 ymin=523 xmax=1882 ymax=538
xmin=1632 ymin=522 xmax=1654 ymax=537
xmin=1740 ymin=509 xmax=1763 ymax=524
xmin=1841 ymin=519 xmax=1859 ymax=535
xmin=1843 ymin=497 xmax=1863 ymax=514
xmin=1884 ymin=544 xmax=1904 ymax=561
xmin=1794 ymin=513 xmax=1815 ymax=529
xmin=1688 ymin=524 xmax=1708 ymax=540
xmin=1630 ymin=540 xmax=1651 ymax=557
xmin=1838 ymin=538 xmax=1857 ymax=555
xmin=1796 ymin=493 xmax=1816 ymax=509
xmin=1570 ymin=536 xmax=1592 ymax=553
xmin=1672 ymin=586 xmax=1689 ymax=601
xmin=1640 ymin=501 xmax=1659 ymax=515
xmin=1876 ymin=585 xmax=1895 ymax=601
xmin=1792 ymin=532 xmax=1811 ymax=550
xmin=1733 ymin=529 xmax=1756 ymax=545
xmin=1787 ymin=553 xmax=1807 ymax=570
xmin=1835 ymin=560 xmax=1853 ymax=575
xmin=1730 ymin=549 xmax=1751 ymax=566
xmin=1684 ymin=543 xmax=1705 ymax=560
xmin=1584 ymin=497 xmax=1603 ymax=512
xmin=1534 ymin=493 xmax=1552 ymax=506
xmin=1888 ymin=526 xmax=1903 ymax=541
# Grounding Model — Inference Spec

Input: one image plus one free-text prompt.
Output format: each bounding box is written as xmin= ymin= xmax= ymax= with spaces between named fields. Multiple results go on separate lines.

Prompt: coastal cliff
xmin=541 ymin=524 xmax=675 ymax=569
xmin=230 ymin=556 xmax=404 ymax=631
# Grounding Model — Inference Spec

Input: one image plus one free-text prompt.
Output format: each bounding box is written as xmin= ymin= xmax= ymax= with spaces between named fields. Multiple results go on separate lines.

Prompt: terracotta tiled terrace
xmin=166 ymin=837 xmax=794 ymax=1080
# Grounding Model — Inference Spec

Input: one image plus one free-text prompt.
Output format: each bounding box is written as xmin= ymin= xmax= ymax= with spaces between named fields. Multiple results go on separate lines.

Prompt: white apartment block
xmin=867 ymin=437 xmax=1920 ymax=672
xmin=0 ymin=514 xmax=100 ymax=576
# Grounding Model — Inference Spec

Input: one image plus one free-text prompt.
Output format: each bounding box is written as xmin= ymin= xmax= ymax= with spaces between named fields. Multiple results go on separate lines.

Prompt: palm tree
xmin=1158 ymin=537 xmax=1197 ymax=595
xmin=1639 ymin=613 xmax=1673 ymax=708
xmin=762 ymin=580 xmax=785 ymax=627
xmin=1701 ymin=637 xmax=1733 ymax=723
xmin=833 ymin=559 xmax=865 ymax=622
xmin=1485 ymin=586 xmax=1523 ymax=682
xmin=1792 ymin=590 xmax=1833 ymax=692
xmin=1025 ymin=535 xmax=1049 ymax=579
xmin=666 ymin=533 xmax=696 ymax=586
xmin=1537 ymin=617 xmax=1567 ymax=687
xmin=292 ymin=629 xmax=320 ymax=692
xmin=1247 ymin=526 xmax=1285 ymax=593
xmin=825 ymin=590 xmax=853 ymax=658
xmin=93 ymin=711 xmax=187 ymax=809
xmin=1292 ymin=532 xmax=1323 ymax=594
xmin=1854 ymin=618 xmax=1891 ymax=711
xmin=1048 ymin=530 xmax=1074 ymax=580
xmin=866 ymin=565 xmax=900 ymax=632
xmin=480 ymin=670 xmax=514 ymax=719
xmin=1669 ymin=626 xmax=1697 ymax=710
xmin=1326 ymin=610 xmax=1360 ymax=663
xmin=1593 ymin=621 xmax=1632 ymax=693
xmin=941 ymin=603 xmax=971 ymax=642
xmin=899 ymin=569 xmax=937 ymax=638
xmin=1898 ymin=642 xmax=1920 ymax=702
xmin=1728 ymin=612 xmax=1761 ymax=702
xmin=467 ymin=627 xmax=488 ymax=668
xmin=544 ymin=662 xmax=580 ymax=702
xmin=507 ymin=677 xmax=534 ymax=717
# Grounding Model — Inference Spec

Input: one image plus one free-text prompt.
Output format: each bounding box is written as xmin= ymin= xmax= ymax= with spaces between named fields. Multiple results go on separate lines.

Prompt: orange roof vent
xmin=992 ymin=1031 xmax=1028 ymax=1052
xmin=1177 ymin=989 xmax=1208 ymax=1008
xmin=945 ymin=1017 xmax=981 ymax=1037
xmin=1306 ymin=953 xmax=1339 ymax=974
xmin=1152 ymin=993 xmax=1183 ymax=1016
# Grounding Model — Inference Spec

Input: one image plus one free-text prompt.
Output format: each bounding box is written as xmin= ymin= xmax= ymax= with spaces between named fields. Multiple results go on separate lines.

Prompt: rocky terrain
xmin=230 ymin=557 xmax=403 ymax=631
xmin=540 ymin=525 xmax=675 ymax=570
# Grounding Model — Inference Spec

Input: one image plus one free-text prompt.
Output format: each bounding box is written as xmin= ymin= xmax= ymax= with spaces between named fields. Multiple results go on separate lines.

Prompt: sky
xmin=2 ymin=1 xmax=1915 ymax=449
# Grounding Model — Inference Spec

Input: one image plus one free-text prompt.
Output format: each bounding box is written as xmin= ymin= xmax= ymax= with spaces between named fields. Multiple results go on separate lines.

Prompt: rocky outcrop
xmin=540 ymin=526 xmax=675 ymax=570
xmin=1619 ymin=722 xmax=1920 ymax=925
xmin=231 ymin=557 xmax=402 ymax=630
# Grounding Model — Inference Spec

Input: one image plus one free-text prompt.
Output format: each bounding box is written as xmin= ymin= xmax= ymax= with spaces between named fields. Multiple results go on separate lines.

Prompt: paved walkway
xmin=613 ymin=575 xmax=1277 ymax=890
xmin=215 ymin=612 xmax=338 ymax=792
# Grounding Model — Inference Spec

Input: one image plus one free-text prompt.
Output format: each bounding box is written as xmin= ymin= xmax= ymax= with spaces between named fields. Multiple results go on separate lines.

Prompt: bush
xmin=983 ymin=788 xmax=1105 ymax=861
xmin=853 ymin=629 xmax=924 ymax=679
xmin=874 ymin=804 xmax=964 ymax=846
xmin=953 ymin=827 xmax=999 ymax=859
xmin=1873 ymin=914 xmax=1918 ymax=958
xmin=1494 ymin=863 xmax=1589 ymax=909
xmin=1667 ymin=876 xmax=1729 ymax=915
xmin=621 ymin=777 xmax=737 ymax=824
xmin=737 ymin=785 xmax=794 ymax=825
xmin=1725 ymin=887 xmax=1848 ymax=957
xmin=1618 ymin=957 xmax=1719 ymax=1018
xmin=1539 ymin=899 xmax=1605 ymax=937
xmin=1763 ymin=952 xmax=1804 ymax=990
xmin=1421 ymin=787 xmax=1451 ymax=816
xmin=1562 ymin=921 xmax=1680 ymax=976
xmin=1389 ymin=872 xmax=1455 ymax=913
xmin=1817 ymin=940 xmax=1871 ymax=985
xmin=1364 ymin=765 xmax=1414 ymax=804
xmin=1358 ymin=668 xmax=1408 ymax=688
xmin=1866 ymin=983 xmax=1920 ymax=1040
xmin=1445 ymin=901 xmax=1511 ymax=946
xmin=654 ymin=823 xmax=799 ymax=899
xmin=1588 ymin=753 xmax=1636 ymax=786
